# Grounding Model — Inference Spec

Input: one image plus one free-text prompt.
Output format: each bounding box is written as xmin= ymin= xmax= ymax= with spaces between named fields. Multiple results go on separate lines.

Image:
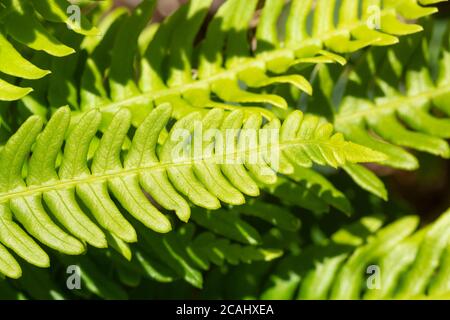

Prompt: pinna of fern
xmin=11 ymin=0 xmax=442 ymax=125
xmin=0 ymin=103 xmax=384 ymax=279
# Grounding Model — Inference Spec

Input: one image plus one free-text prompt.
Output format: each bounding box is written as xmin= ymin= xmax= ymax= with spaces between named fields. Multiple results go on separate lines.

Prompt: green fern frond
xmin=16 ymin=0 xmax=440 ymax=122
xmin=0 ymin=0 xmax=97 ymax=101
xmin=334 ymin=20 xmax=450 ymax=171
xmin=0 ymin=103 xmax=383 ymax=279
xmin=300 ymin=18 xmax=450 ymax=199
xmin=261 ymin=208 xmax=450 ymax=300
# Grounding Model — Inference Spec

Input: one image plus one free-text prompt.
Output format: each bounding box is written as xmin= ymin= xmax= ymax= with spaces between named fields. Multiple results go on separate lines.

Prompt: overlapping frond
xmin=13 ymin=0 xmax=441 ymax=122
xmin=4 ymin=206 xmax=448 ymax=299
xmin=10 ymin=0 xmax=438 ymax=199
xmin=0 ymin=103 xmax=383 ymax=279
xmin=335 ymin=20 xmax=450 ymax=171
xmin=0 ymin=197 xmax=293 ymax=296
xmin=0 ymin=214 xmax=284 ymax=298
xmin=0 ymin=0 xmax=97 ymax=101
xmin=260 ymin=208 xmax=450 ymax=300
xmin=301 ymin=18 xmax=450 ymax=199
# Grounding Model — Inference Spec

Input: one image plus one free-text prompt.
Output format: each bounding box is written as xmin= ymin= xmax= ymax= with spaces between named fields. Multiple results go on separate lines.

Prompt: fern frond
xmin=0 ymin=103 xmax=383 ymax=279
xmin=0 ymin=0 xmax=97 ymax=101
xmin=261 ymin=208 xmax=450 ymax=300
xmin=300 ymin=19 xmax=450 ymax=199
xmin=17 ymin=0 xmax=440 ymax=122
xmin=334 ymin=20 xmax=450 ymax=170
xmin=0 ymin=209 xmax=284 ymax=296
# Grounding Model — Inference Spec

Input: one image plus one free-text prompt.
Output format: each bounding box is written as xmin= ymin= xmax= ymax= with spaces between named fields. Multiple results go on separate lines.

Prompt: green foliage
xmin=259 ymin=208 xmax=450 ymax=300
xmin=0 ymin=0 xmax=449 ymax=301
xmin=0 ymin=103 xmax=383 ymax=279
xmin=301 ymin=18 xmax=450 ymax=199
xmin=1 ymin=0 xmax=441 ymax=120
xmin=0 ymin=0 xmax=97 ymax=101
xmin=335 ymin=20 xmax=450 ymax=169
